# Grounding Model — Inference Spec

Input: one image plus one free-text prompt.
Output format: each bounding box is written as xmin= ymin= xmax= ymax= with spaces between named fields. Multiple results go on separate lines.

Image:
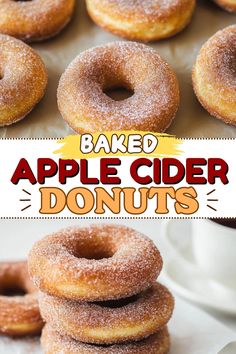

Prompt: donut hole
xmin=73 ymin=248 xmax=114 ymax=260
xmin=99 ymin=61 xmax=135 ymax=101
xmin=0 ymin=284 xmax=26 ymax=297
xmin=88 ymin=343 xmax=117 ymax=348
xmin=0 ymin=273 xmax=29 ymax=297
xmin=74 ymin=240 xmax=115 ymax=261
xmin=95 ymin=294 xmax=139 ymax=308
xmin=79 ymin=250 xmax=113 ymax=260
xmin=104 ymin=86 xmax=134 ymax=101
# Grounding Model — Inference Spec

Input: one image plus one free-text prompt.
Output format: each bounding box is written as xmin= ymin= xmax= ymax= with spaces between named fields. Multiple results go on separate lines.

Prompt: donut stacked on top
xmin=28 ymin=224 xmax=174 ymax=354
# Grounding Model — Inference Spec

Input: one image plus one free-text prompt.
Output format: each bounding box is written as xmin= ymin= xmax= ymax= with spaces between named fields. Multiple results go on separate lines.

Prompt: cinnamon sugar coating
xmin=0 ymin=34 xmax=47 ymax=126
xmin=0 ymin=0 xmax=75 ymax=42
xmin=213 ymin=0 xmax=236 ymax=13
xmin=28 ymin=224 xmax=163 ymax=301
xmin=193 ymin=25 xmax=236 ymax=125
xmin=57 ymin=41 xmax=180 ymax=134
xmin=39 ymin=282 xmax=174 ymax=344
xmin=85 ymin=0 xmax=196 ymax=41
xmin=0 ymin=261 xmax=43 ymax=336
xmin=41 ymin=325 xmax=170 ymax=354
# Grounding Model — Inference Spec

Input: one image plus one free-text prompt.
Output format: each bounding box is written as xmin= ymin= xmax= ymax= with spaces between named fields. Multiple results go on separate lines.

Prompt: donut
xmin=41 ymin=325 xmax=170 ymax=354
xmin=0 ymin=261 xmax=43 ymax=336
xmin=213 ymin=0 xmax=236 ymax=12
xmin=85 ymin=0 xmax=196 ymax=42
xmin=0 ymin=34 xmax=48 ymax=127
xmin=0 ymin=0 xmax=75 ymax=42
xmin=192 ymin=25 xmax=236 ymax=126
xmin=57 ymin=41 xmax=180 ymax=134
xmin=28 ymin=224 xmax=163 ymax=301
xmin=39 ymin=282 xmax=174 ymax=345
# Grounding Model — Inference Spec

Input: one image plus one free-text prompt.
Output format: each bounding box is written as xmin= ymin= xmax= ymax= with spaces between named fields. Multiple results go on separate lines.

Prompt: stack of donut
xmin=28 ymin=224 xmax=174 ymax=353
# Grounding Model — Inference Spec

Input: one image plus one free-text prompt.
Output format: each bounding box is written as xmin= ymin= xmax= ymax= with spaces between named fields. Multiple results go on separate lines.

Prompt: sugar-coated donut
xmin=86 ymin=0 xmax=196 ymax=42
xmin=0 ymin=0 xmax=75 ymax=42
xmin=57 ymin=41 xmax=180 ymax=134
xmin=41 ymin=325 xmax=170 ymax=354
xmin=39 ymin=282 xmax=174 ymax=345
xmin=213 ymin=0 xmax=236 ymax=12
xmin=193 ymin=25 xmax=236 ymax=126
xmin=0 ymin=34 xmax=48 ymax=127
xmin=0 ymin=261 xmax=43 ymax=336
xmin=28 ymin=224 xmax=162 ymax=301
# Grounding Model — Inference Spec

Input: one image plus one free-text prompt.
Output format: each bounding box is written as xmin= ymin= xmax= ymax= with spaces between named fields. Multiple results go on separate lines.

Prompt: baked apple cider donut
xmin=213 ymin=0 xmax=236 ymax=12
xmin=85 ymin=0 xmax=196 ymax=41
xmin=41 ymin=325 xmax=170 ymax=354
xmin=193 ymin=25 xmax=236 ymax=125
xmin=57 ymin=42 xmax=180 ymax=133
xmin=28 ymin=224 xmax=163 ymax=301
xmin=0 ymin=34 xmax=47 ymax=127
xmin=39 ymin=282 xmax=174 ymax=344
xmin=0 ymin=261 xmax=43 ymax=336
xmin=0 ymin=0 xmax=75 ymax=42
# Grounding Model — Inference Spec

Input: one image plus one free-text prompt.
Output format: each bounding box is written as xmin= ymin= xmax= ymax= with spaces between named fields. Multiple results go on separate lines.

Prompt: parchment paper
xmin=1 ymin=0 xmax=236 ymax=138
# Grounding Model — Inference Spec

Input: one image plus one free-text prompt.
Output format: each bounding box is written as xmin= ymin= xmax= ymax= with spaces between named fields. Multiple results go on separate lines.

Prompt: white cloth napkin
xmin=169 ymin=297 xmax=236 ymax=354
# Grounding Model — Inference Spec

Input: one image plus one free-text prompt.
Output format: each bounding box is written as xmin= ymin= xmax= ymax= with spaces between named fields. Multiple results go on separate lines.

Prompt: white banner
xmin=0 ymin=135 xmax=235 ymax=218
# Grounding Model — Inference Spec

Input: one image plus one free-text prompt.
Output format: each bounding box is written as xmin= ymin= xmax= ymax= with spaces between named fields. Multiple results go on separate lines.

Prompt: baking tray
xmin=1 ymin=1 xmax=236 ymax=138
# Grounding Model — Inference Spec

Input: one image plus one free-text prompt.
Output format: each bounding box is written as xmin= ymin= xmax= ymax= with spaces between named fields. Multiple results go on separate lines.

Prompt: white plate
xmin=161 ymin=220 xmax=236 ymax=315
